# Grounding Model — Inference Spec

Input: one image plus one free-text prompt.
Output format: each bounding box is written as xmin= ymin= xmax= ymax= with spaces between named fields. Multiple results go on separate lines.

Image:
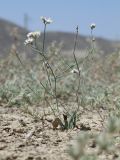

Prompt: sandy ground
xmin=0 ymin=105 xmax=119 ymax=160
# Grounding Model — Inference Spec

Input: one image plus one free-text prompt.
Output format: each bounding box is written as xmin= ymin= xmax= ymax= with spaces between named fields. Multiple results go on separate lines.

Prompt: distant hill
xmin=0 ymin=18 xmax=119 ymax=57
xmin=0 ymin=18 xmax=28 ymax=56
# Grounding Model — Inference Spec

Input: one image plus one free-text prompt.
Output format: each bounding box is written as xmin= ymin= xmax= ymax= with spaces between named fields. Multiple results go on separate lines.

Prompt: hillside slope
xmin=0 ymin=18 xmax=119 ymax=57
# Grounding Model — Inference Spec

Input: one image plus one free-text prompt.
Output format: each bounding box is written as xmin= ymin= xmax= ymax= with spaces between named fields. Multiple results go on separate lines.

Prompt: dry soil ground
xmin=0 ymin=105 xmax=119 ymax=160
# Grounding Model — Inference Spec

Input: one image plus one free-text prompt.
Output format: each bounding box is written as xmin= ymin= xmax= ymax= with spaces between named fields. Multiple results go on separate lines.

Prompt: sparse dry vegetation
xmin=0 ymin=17 xmax=120 ymax=160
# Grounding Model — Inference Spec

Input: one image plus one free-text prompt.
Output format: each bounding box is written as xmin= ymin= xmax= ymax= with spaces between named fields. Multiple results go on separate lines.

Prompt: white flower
xmin=35 ymin=31 xmax=41 ymax=38
xmin=41 ymin=16 xmax=53 ymax=24
xmin=27 ymin=31 xmax=41 ymax=39
xmin=71 ymin=68 xmax=81 ymax=74
xmin=27 ymin=32 xmax=33 ymax=38
xmin=24 ymin=37 xmax=34 ymax=46
xmin=24 ymin=31 xmax=40 ymax=46
xmin=90 ymin=23 xmax=96 ymax=30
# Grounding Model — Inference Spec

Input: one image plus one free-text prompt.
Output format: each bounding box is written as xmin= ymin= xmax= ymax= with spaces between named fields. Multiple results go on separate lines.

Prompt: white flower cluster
xmin=71 ymin=68 xmax=81 ymax=74
xmin=90 ymin=23 xmax=96 ymax=30
xmin=27 ymin=31 xmax=40 ymax=39
xmin=24 ymin=38 xmax=34 ymax=46
xmin=24 ymin=31 xmax=40 ymax=46
xmin=41 ymin=16 xmax=53 ymax=25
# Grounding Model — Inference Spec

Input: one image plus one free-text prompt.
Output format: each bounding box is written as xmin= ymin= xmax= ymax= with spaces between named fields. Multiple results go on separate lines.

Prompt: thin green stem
xmin=72 ymin=26 xmax=81 ymax=111
xmin=42 ymin=24 xmax=46 ymax=53
xmin=31 ymin=45 xmax=59 ymax=112
xmin=90 ymin=29 xmax=95 ymax=52
xmin=42 ymin=56 xmax=59 ymax=113
xmin=42 ymin=24 xmax=52 ymax=88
